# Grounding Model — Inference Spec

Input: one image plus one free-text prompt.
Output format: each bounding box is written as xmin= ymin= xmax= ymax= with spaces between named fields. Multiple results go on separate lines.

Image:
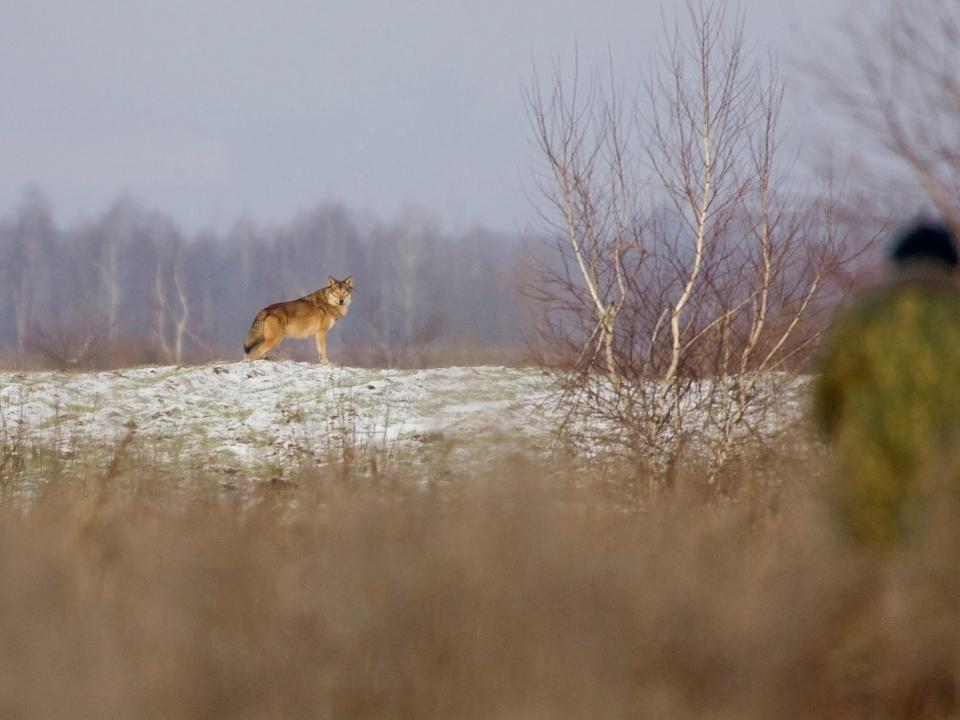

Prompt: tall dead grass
xmin=1 ymin=443 xmax=959 ymax=720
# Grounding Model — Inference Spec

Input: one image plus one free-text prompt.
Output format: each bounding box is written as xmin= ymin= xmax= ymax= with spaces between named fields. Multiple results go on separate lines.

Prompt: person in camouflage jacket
xmin=812 ymin=221 xmax=960 ymax=548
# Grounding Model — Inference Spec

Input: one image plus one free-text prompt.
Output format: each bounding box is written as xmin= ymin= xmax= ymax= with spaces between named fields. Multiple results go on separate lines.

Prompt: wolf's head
xmin=323 ymin=275 xmax=354 ymax=309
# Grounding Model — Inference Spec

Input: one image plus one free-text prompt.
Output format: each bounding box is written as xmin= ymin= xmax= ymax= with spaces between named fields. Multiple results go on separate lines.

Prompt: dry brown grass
xmin=1 ymin=442 xmax=959 ymax=719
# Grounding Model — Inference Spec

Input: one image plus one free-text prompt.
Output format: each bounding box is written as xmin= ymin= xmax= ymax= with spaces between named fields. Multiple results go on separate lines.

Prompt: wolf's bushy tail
xmin=243 ymin=311 xmax=266 ymax=355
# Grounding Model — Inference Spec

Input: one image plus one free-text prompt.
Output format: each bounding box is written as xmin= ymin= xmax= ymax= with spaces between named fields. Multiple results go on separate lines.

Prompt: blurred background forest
xmin=0 ymin=191 xmax=532 ymax=369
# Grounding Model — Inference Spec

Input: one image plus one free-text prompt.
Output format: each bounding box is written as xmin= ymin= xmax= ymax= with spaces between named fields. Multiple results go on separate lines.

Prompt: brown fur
xmin=244 ymin=276 xmax=353 ymax=364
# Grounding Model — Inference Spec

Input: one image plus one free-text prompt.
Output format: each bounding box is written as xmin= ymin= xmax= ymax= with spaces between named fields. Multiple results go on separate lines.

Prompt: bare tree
xmin=171 ymin=240 xmax=191 ymax=365
xmin=527 ymin=0 xmax=868 ymax=491
xmin=827 ymin=0 xmax=960 ymax=231
xmin=525 ymin=55 xmax=640 ymax=390
xmin=8 ymin=192 xmax=55 ymax=356
xmin=361 ymin=211 xmax=447 ymax=368
xmin=153 ymin=244 xmax=174 ymax=363
xmin=93 ymin=199 xmax=141 ymax=345
xmin=152 ymin=236 xmax=199 ymax=365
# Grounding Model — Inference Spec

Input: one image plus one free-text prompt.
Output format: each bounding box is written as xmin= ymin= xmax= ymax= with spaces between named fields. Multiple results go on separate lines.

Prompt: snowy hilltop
xmin=0 ymin=362 xmax=810 ymax=501
xmin=0 ymin=363 xmax=561 ymax=471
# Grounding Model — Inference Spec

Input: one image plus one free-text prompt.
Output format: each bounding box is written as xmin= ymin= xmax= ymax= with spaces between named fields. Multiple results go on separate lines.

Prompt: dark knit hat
xmin=890 ymin=221 xmax=959 ymax=268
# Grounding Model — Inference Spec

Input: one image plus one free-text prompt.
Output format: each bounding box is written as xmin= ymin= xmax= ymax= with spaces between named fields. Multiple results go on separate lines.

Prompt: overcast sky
xmin=0 ymin=0 xmax=847 ymax=235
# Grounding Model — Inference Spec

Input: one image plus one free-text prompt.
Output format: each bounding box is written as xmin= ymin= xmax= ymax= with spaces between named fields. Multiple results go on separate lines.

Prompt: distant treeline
xmin=0 ymin=191 xmax=532 ymax=369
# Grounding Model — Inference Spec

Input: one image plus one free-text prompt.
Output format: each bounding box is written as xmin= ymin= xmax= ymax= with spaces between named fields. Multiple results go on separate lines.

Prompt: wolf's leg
xmin=251 ymin=316 xmax=285 ymax=359
xmin=315 ymin=331 xmax=330 ymax=365
xmin=251 ymin=336 xmax=282 ymax=359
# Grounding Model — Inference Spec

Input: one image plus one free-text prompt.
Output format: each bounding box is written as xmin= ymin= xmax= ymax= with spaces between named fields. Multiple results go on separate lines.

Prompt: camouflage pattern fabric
xmin=813 ymin=269 xmax=960 ymax=547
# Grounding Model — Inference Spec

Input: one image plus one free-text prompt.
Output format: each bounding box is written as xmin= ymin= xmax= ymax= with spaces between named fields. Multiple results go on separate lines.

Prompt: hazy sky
xmin=1 ymin=0 xmax=846 ymax=235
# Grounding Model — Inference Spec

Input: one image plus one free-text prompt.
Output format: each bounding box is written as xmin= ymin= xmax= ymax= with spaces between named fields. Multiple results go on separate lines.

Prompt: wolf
xmin=243 ymin=276 xmax=353 ymax=364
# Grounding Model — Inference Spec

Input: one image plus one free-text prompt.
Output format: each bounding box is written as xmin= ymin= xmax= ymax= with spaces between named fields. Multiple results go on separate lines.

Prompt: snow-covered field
xmin=0 ymin=362 xmax=810 ymax=498
xmin=0 ymin=363 xmax=563 ymax=472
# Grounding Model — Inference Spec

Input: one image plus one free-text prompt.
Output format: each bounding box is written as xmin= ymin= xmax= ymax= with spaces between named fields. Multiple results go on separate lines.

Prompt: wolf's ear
xmin=344 ymin=275 xmax=353 ymax=288
xmin=328 ymin=275 xmax=336 ymax=286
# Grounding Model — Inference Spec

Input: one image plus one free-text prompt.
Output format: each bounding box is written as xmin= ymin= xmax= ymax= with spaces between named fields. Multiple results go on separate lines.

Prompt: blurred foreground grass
xmin=1 ymin=417 xmax=960 ymax=719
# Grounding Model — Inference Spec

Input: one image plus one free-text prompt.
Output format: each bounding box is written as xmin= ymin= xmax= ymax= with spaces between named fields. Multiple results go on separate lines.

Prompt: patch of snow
xmin=0 ymin=363 xmax=562 ymax=470
xmin=0 ymin=363 xmax=809 ymax=481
